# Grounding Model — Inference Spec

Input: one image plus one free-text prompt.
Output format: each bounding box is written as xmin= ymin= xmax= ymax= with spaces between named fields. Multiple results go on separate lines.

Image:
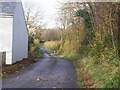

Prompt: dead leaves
xmin=77 ymin=67 xmax=94 ymax=88
xmin=32 ymin=76 xmax=47 ymax=82
xmin=10 ymin=80 xmax=16 ymax=85
xmin=16 ymin=76 xmax=20 ymax=79
xmin=2 ymin=57 xmax=37 ymax=78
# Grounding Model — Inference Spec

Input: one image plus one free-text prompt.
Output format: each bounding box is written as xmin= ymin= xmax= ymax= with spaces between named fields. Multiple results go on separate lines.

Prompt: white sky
xmin=38 ymin=0 xmax=60 ymax=29
xmin=5 ymin=0 xmax=117 ymax=28
xmin=22 ymin=0 xmax=61 ymax=29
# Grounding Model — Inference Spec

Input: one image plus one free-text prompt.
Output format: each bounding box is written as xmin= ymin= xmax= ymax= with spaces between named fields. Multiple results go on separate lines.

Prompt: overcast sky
xmin=22 ymin=0 xmax=61 ymax=29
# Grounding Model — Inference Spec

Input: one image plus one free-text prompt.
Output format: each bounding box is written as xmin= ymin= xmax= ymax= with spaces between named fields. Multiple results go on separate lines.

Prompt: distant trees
xmin=41 ymin=29 xmax=61 ymax=41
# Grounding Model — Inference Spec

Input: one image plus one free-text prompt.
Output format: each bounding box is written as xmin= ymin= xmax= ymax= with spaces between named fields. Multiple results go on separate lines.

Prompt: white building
xmin=0 ymin=1 xmax=28 ymax=64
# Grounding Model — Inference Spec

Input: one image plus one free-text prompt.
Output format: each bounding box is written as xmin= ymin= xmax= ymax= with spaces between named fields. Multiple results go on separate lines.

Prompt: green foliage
xmin=76 ymin=9 xmax=92 ymax=30
xmin=28 ymin=35 xmax=34 ymax=52
xmin=102 ymin=74 xmax=118 ymax=88
xmin=75 ymin=49 xmax=118 ymax=88
xmin=76 ymin=9 xmax=94 ymax=43
xmin=28 ymin=37 xmax=43 ymax=58
xmin=79 ymin=33 xmax=119 ymax=88
xmin=33 ymin=39 xmax=43 ymax=58
xmin=34 ymin=48 xmax=43 ymax=58
xmin=42 ymin=2 xmax=119 ymax=88
xmin=59 ymin=8 xmax=118 ymax=88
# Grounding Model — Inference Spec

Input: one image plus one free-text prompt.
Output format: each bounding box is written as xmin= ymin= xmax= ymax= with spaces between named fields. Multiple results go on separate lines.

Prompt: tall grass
xmin=44 ymin=41 xmax=60 ymax=53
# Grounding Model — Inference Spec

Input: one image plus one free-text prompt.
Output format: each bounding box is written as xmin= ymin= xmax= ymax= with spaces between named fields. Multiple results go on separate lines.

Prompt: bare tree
xmin=24 ymin=2 xmax=42 ymax=34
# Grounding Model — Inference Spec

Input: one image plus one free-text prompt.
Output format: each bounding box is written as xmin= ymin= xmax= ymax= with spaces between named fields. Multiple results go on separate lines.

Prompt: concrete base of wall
xmin=0 ymin=52 xmax=6 ymax=67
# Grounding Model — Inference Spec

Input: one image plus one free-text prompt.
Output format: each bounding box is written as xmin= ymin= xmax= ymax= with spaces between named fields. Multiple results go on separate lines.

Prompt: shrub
xmin=29 ymin=38 xmax=43 ymax=58
xmin=33 ymin=39 xmax=43 ymax=58
xmin=44 ymin=41 xmax=60 ymax=53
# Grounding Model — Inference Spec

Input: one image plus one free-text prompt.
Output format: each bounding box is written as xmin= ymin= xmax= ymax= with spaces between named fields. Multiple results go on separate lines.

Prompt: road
xmin=2 ymin=48 xmax=77 ymax=88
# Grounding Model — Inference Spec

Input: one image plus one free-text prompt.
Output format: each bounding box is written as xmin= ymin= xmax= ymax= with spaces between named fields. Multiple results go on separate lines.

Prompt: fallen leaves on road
xmin=2 ymin=56 xmax=39 ymax=78
xmin=10 ymin=80 xmax=16 ymax=85
xmin=16 ymin=76 xmax=20 ymax=79
xmin=53 ymin=87 xmax=56 ymax=88
xmin=32 ymin=76 xmax=47 ymax=82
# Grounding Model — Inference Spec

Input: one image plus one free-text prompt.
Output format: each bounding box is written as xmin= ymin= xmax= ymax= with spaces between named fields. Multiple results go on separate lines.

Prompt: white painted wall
xmin=0 ymin=17 xmax=13 ymax=64
xmin=12 ymin=2 xmax=28 ymax=63
xmin=0 ymin=52 xmax=2 ymax=67
xmin=0 ymin=2 xmax=28 ymax=64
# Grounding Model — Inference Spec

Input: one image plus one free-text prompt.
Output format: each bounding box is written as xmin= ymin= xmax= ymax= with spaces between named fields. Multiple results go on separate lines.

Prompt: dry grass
xmin=44 ymin=41 xmax=60 ymax=52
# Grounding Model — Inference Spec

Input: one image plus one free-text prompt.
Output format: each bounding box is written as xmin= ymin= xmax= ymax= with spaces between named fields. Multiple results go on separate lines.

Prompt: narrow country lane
xmin=2 ymin=48 xmax=77 ymax=88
